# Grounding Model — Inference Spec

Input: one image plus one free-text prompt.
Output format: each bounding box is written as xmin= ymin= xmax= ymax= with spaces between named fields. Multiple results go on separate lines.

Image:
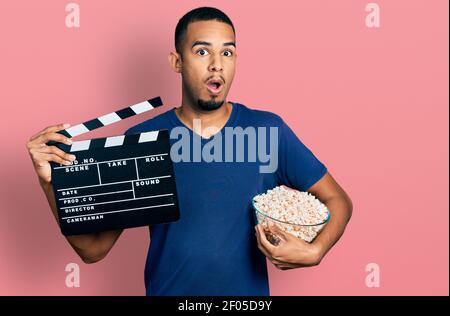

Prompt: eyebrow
xmin=191 ymin=41 xmax=236 ymax=48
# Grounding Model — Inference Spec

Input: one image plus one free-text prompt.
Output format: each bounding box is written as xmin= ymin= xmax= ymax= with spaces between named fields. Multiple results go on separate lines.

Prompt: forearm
xmin=312 ymin=195 xmax=353 ymax=261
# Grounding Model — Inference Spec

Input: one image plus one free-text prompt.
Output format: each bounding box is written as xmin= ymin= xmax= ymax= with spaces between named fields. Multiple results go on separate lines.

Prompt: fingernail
xmin=66 ymin=139 xmax=72 ymax=145
xmin=69 ymin=155 xmax=76 ymax=160
xmin=63 ymin=123 xmax=71 ymax=128
xmin=64 ymin=161 xmax=72 ymax=166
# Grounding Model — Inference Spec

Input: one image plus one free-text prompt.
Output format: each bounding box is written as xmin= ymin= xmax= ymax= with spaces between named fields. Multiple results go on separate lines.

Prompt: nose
xmin=208 ymin=55 xmax=223 ymax=72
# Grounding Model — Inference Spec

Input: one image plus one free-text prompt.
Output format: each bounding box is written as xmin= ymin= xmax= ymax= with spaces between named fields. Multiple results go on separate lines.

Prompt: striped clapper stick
xmin=49 ymin=97 xmax=180 ymax=236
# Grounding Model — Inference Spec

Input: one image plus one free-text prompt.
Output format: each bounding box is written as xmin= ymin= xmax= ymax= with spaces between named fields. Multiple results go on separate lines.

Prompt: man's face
xmin=179 ymin=20 xmax=236 ymax=111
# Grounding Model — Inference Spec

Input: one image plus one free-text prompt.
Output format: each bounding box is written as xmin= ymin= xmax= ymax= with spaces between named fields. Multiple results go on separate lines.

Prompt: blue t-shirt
xmin=125 ymin=102 xmax=327 ymax=296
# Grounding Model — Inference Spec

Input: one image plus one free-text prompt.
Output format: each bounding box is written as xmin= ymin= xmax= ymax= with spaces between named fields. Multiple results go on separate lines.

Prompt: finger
xmin=255 ymin=230 xmax=269 ymax=255
xmin=279 ymin=263 xmax=307 ymax=270
xmin=257 ymin=243 xmax=283 ymax=266
xmin=257 ymin=240 xmax=272 ymax=259
xmin=278 ymin=262 xmax=298 ymax=269
xmin=255 ymin=229 xmax=275 ymax=259
xmin=268 ymin=223 xmax=290 ymax=241
xmin=255 ymin=233 xmax=287 ymax=266
xmin=258 ymin=224 xmax=281 ymax=246
xmin=34 ymin=153 xmax=73 ymax=167
xmin=30 ymin=123 xmax=70 ymax=141
xmin=256 ymin=224 xmax=278 ymax=251
xmin=44 ymin=146 xmax=76 ymax=162
xmin=274 ymin=261 xmax=293 ymax=270
xmin=36 ymin=132 xmax=73 ymax=146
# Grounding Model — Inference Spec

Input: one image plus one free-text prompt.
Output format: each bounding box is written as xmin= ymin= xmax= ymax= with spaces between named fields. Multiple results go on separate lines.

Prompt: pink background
xmin=0 ymin=0 xmax=448 ymax=295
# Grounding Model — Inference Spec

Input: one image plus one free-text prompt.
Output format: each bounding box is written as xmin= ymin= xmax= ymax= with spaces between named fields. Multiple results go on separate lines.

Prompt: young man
xmin=26 ymin=7 xmax=352 ymax=296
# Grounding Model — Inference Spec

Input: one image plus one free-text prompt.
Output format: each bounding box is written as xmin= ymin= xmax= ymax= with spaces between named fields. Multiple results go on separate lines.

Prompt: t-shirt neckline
xmin=168 ymin=102 xmax=239 ymax=142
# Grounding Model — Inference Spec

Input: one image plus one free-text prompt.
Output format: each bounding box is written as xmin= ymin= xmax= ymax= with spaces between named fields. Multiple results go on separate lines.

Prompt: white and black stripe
xmin=56 ymin=96 xmax=162 ymax=138
xmin=66 ymin=130 xmax=162 ymax=152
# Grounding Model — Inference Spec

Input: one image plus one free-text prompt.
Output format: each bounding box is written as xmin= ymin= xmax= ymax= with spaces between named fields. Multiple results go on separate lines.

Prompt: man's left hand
xmin=255 ymin=223 xmax=324 ymax=270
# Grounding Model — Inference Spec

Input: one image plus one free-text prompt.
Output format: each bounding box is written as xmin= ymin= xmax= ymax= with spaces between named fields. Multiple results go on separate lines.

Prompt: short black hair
xmin=175 ymin=7 xmax=235 ymax=54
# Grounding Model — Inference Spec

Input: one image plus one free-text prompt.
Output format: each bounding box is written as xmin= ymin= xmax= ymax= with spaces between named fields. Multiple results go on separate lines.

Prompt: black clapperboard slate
xmin=49 ymin=97 xmax=180 ymax=236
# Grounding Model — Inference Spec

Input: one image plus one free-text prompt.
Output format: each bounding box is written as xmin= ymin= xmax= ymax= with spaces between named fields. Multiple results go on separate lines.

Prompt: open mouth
xmin=206 ymin=79 xmax=224 ymax=94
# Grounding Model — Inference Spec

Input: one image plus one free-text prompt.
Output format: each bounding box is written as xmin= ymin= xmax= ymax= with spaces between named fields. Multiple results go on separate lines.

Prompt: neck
xmin=175 ymin=91 xmax=232 ymax=138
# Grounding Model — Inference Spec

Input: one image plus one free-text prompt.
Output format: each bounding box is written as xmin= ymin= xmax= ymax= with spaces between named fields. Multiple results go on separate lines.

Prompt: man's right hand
xmin=26 ymin=123 xmax=76 ymax=184
xmin=26 ymin=123 xmax=124 ymax=264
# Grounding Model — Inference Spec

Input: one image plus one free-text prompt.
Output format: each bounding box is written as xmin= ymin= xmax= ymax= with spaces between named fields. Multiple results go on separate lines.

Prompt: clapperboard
xmin=49 ymin=96 xmax=180 ymax=236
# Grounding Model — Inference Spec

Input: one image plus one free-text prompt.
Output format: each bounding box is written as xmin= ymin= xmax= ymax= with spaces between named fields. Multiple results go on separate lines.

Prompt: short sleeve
xmin=276 ymin=119 xmax=328 ymax=191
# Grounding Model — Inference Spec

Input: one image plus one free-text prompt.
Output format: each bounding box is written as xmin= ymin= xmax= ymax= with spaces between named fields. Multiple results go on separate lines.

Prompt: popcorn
xmin=253 ymin=185 xmax=330 ymax=243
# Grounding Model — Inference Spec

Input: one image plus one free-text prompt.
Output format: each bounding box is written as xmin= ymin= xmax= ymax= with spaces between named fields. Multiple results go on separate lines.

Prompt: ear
xmin=168 ymin=51 xmax=182 ymax=73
